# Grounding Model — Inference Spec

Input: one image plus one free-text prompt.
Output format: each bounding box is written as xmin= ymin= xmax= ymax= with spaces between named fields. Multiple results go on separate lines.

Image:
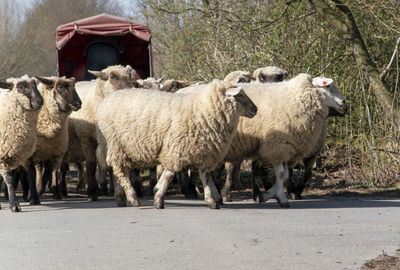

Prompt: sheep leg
xmin=86 ymin=161 xmax=98 ymax=201
xmin=148 ymin=166 xmax=157 ymax=196
xmin=221 ymin=162 xmax=235 ymax=202
xmin=232 ymin=162 xmax=241 ymax=190
xmin=98 ymin=166 xmax=108 ymax=196
xmin=153 ymin=169 xmax=175 ymax=209
xmin=113 ymin=167 xmax=140 ymax=207
xmin=252 ymin=161 xmax=273 ymax=202
xmin=259 ymin=163 xmax=289 ymax=208
xmin=107 ymin=167 xmax=114 ymax=197
xmin=25 ymin=163 xmax=40 ymax=205
xmin=76 ymin=162 xmax=87 ymax=190
xmin=16 ymin=168 xmax=29 ymax=202
xmin=2 ymin=170 xmax=21 ymax=212
xmin=50 ymin=167 xmax=62 ymax=200
xmin=199 ymin=170 xmax=220 ymax=209
xmin=35 ymin=163 xmax=45 ymax=196
xmin=59 ymin=162 xmax=69 ymax=197
xmin=292 ymin=156 xmax=316 ymax=200
xmin=112 ymin=171 xmax=126 ymax=207
xmin=178 ymin=168 xmax=197 ymax=199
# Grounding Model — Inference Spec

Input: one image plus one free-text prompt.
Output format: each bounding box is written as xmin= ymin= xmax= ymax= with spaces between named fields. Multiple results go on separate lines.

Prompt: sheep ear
xmin=225 ymin=87 xmax=242 ymax=97
xmin=0 ymin=81 xmax=13 ymax=90
xmin=35 ymin=76 xmax=55 ymax=88
xmin=157 ymin=77 xmax=165 ymax=84
xmin=125 ymin=65 xmax=133 ymax=71
xmin=130 ymin=69 xmax=139 ymax=81
xmin=312 ymin=77 xmax=333 ymax=87
xmin=88 ymin=70 xmax=108 ymax=80
xmin=283 ymin=70 xmax=289 ymax=78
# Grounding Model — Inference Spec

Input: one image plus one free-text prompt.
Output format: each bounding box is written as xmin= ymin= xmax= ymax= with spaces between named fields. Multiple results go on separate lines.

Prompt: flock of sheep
xmin=0 ymin=64 xmax=347 ymax=212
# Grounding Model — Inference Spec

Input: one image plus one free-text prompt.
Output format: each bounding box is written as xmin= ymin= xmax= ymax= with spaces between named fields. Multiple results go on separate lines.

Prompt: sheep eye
xmin=57 ymin=85 xmax=67 ymax=92
xmin=110 ymin=73 xmax=117 ymax=80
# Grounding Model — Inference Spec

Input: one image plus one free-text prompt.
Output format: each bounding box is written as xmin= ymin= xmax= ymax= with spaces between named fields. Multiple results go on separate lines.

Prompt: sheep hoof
xmin=10 ymin=203 xmax=21 ymax=212
xmin=206 ymin=200 xmax=219 ymax=209
xmin=108 ymin=189 xmax=115 ymax=197
xmin=208 ymin=203 xmax=220 ymax=209
xmin=155 ymin=203 xmax=164 ymax=209
xmin=257 ymin=193 xmax=264 ymax=204
xmin=276 ymin=197 xmax=290 ymax=208
xmin=222 ymin=196 xmax=232 ymax=203
xmin=279 ymin=202 xmax=290 ymax=208
xmin=294 ymin=193 xmax=302 ymax=200
xmin=132 ymin=201 xmax=141 ymax=207
xmin=29 ymin=198 xmax=41 ymax=205
xmin=88 ymin=195 xmax=98 ymax=202
xmin=117 ymin=202 xmax=127 ymax=207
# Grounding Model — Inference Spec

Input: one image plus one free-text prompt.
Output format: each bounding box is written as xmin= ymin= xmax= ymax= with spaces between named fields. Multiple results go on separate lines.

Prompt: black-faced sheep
xmin=30 ymin=76 xmax=81 ymax=201
xmin=0 ymin=75 xmax=43 ymax=212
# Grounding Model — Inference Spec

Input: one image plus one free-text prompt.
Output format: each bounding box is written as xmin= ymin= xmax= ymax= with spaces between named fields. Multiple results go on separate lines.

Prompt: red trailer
xmin=56 ymin=13 xmax=152 ymax=81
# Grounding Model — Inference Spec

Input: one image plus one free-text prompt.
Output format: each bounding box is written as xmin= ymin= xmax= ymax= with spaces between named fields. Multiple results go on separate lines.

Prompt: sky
xmin=19 ymin=0 xmax=136 ymax=17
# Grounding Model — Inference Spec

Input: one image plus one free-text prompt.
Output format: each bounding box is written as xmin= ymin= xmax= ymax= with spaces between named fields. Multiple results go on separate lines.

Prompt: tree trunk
xmin=309 ymin=0 xmax=400 ymax=128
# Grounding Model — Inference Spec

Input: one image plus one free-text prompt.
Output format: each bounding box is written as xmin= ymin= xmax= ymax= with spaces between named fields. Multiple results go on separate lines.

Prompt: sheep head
xmin=224 ymin=71 xmax=252 ymax=84
xmin=1 ymin=75 xmax=43 ymax=111
xmin=35 ymin=76 xmax=82 ymax=112
xmin=214 ymin=80 xmax=257 ymax=119
xmin=252 ymin=66 xmax=288 ymax=83
xmin=312 ymin=77 xmax=347 ymax=117
xmin=89 ymin=65 xmax=139 ymax=96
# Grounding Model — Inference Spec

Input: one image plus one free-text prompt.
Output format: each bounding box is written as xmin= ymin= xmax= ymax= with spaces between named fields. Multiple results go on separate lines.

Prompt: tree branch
xmin=381 ymin=36 xmax=400 ymax=79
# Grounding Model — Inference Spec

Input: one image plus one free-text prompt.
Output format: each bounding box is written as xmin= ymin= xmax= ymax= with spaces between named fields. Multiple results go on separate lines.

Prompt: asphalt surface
xmin=0 ymin=195 xmax=399 ymax=270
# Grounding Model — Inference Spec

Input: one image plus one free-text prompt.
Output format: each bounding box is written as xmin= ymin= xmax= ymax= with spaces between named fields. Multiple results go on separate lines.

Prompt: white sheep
xmin=31 ymin=76 xmax=81 ymax=201
xmin=0 ymin=75 xmax=43 ymax=212
xmin=96 ymin=80 xmax=257 ymax=209
xmin=69 ymin=65 xmax=138 ymax=201
xmin=223 ymin=74 xmax=347 ymax=207
xmin=221 ymin=66 xmax=289 ymax=201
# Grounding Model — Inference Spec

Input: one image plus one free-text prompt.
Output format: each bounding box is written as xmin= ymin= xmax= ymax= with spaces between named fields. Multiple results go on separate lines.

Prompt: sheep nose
xmin=343 ymin=103 xmax=348 ymax=113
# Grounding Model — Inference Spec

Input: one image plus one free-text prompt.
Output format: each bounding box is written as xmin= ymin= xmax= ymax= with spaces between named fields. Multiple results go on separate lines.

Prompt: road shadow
xmin=3 ymin=193 xmax=399 ymax=213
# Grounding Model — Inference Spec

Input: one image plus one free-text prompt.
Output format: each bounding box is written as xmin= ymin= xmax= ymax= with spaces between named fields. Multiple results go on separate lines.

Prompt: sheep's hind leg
xmin=153 ymin=169 xmax=175 ymax=209
xmin=113 ymin=167 xmax=140 ymax=207
xmin=2 ymin=170 xmax=21 ymax=212
xmin=199 ymin=170 xmax=220 ymax=209
xmin=221 ymin=162 xmax=234 ymax=202
xmin=259 ymin=163 xmax=290 ymax=208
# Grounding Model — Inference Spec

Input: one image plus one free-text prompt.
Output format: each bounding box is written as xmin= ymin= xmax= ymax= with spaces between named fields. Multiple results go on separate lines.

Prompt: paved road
xmin=0 ymin=195 xmax=399 ymax=270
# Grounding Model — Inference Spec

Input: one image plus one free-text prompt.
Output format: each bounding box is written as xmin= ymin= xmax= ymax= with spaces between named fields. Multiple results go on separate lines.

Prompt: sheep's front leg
xmin=2 ymin=170 xmax=21 ymax=212
xmin=153 ymin=169 xmax=175 ymax=209
xmin=259 ymin=163 xmax=289 ymax=208
xmin=113 ymin=166 xmax=140 ymax=207
xmin=199 ymin=170 xmax=221 ymax=209
xmin=35 ymin=163 xmax=45 ymax=196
